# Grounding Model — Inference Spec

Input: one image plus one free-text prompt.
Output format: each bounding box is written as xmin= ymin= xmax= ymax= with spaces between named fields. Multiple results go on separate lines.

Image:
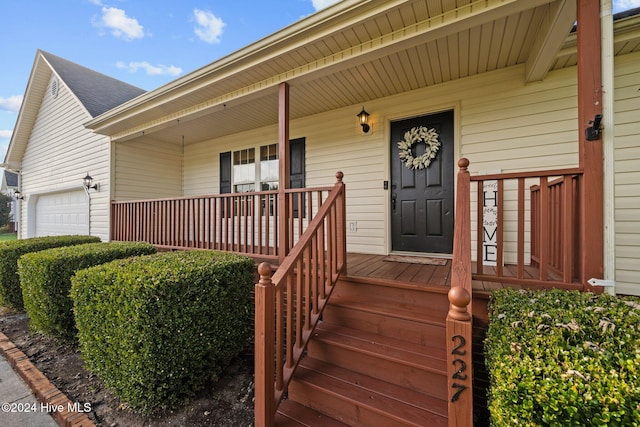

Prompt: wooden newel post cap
xmin=448 ymin=286 xmax=471 ymax=321
xmin=336 ymin=171 xmax=344 ymax=183
xmin=458 ymin=158 xmax=469 ymax=171
xmin=257 ymin=262 xmax=273 ymax=285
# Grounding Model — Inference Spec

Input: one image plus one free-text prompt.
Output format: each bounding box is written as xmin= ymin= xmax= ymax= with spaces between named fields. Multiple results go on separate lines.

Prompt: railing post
xmin=448 ymin=158 xmax=473 ymax=427
xmin=451 ymin=158 xmax=472 ymax=314
xmin=255 ymin=262 xmax=275 ymax=427
xmin=447 ymin=287 xmax=473 ymax=427
xmin=110 ymin=201 xmax=116 ymax=241
xmin=335 ymin=171 xmax=347 ymax=275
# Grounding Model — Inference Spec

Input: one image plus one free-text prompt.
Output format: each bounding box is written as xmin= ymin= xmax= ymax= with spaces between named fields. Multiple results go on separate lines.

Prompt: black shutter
xmin=220 ymin=151 xmax=231 ymax=194
xmin=289 ymin=138 xmax=305 ymax=218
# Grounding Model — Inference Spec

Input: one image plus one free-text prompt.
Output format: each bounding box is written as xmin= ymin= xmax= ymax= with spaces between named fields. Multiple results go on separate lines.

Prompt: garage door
xmin=35 ymin=190 xmax=89 ymax=236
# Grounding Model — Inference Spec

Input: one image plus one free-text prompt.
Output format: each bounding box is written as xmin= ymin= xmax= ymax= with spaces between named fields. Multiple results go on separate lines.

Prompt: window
xmin=231 ymin=144 xmax=280 ymax=193
xmin=221 ymin=140 xmax=304 ymax=196
xmin=233 ymin=148 xmax=255 ymax=193
xmin=260 ymin=144 xmax=278 ymax=191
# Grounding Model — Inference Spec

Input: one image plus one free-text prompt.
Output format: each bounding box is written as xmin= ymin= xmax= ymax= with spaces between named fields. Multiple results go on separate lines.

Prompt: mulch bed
xmin=0 ymin=308 xmax=255 ymax=426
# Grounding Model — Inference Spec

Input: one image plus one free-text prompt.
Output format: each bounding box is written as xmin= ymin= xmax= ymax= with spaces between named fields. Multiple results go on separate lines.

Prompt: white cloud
xmin=116 ymin=61 xmax=182 ymax=76
xmin=311 ymin=0 xmax=342 ymax=11
xmin=0 ymin=96 xmax=23 ymax=113
xmin=94 ymin=6 xmax=145 ymax=40
xmin=0 ymin=130 xmax=12 ymax=139
xmin=614 ymin=0 xmax=640 ymax=12
xmin=193 ymin=9 xmax=225 ymax=44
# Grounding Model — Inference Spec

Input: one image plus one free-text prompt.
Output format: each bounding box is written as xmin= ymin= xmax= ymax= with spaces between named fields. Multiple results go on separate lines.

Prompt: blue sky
xmin=0 ymin=0 xmax=341 ymax=166
xmin=1 ymin=0 xmax=639 ymax=169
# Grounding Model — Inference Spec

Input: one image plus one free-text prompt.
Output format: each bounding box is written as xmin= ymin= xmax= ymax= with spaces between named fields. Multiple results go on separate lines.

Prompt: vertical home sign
xmin=483 ymin=180 xmax=498 ymax=266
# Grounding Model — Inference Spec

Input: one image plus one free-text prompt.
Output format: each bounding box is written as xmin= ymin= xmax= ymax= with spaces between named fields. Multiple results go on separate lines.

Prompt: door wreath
xmin=397 ymin=126 xmax=440 ymax=170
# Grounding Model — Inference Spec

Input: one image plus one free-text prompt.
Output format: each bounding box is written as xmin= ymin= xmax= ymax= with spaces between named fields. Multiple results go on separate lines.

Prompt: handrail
xmin=469 ymin=167 xmax=583 ymax=181
xmin=254 ymin=172 xmax=346 ymax=427
xmin=447 ymin=159 xmax=474 ymax=427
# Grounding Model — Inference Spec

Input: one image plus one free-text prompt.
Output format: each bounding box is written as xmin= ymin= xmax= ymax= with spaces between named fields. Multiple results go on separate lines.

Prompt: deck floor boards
xmin=345 ymin=254 xmax=451 ymax=288
xmin=246 ymin=252 xmax=580 ymax=292
xmin=344 ymin=253 xmax=569 ymax=292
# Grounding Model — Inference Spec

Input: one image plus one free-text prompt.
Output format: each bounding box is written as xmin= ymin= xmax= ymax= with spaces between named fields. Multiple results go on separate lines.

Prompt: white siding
xmin=183 ymin=63 xmax=581 ymax=256
xmin=114 ymin=138 xmax=182 ymax=201
xmin=614 ymin=51 xmax=640 ymax=296
xmin=20 ymin=75 xmax=111 ymax=241
xmin=460 ymin=66 xmax=579 ymax=265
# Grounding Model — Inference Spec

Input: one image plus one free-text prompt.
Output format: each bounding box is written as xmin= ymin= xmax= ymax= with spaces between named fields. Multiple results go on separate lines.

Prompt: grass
xmin=0 ymin=231 xmax=17 ymax=241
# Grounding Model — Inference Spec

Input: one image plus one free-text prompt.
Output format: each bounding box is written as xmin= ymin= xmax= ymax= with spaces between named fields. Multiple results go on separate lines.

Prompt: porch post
xmin=278 ymin=83 xmax=290 ymax=263
xmin=576 ymin=0 xmax=603 ymax=288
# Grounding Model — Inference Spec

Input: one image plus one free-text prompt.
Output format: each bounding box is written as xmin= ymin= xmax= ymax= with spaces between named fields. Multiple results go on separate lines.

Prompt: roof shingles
xmin=40 ymin=50 xmax=146 ymax=117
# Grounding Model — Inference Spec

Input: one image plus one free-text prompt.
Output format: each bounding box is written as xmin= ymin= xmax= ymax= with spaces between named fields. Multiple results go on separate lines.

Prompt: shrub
xmin=70 ymin=250 xmax=255 ymax=412
xmin=485 ymin=288 xmax=640 ymax=426
xmin=19 ymin=242 xmax=157 ymax=339
xmin=0 ymin=235 xmax=100 ymax=309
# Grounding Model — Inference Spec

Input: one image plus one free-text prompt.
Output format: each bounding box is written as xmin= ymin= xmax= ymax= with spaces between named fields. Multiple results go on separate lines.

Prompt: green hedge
xmin=19 ymin=242 xmax=157 ymax=339
xmin=70 ymin=250 xmax=255 ymax=412
xmin=0 ymin=235 xmax=100 ymax=309
xmin=486 ymin=288 xmax=640 ymax=426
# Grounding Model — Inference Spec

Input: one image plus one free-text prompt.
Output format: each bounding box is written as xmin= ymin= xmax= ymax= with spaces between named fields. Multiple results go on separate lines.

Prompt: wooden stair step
xmin=307 ymin=324 xmax=447 ymax=397
xmin=328 ymin=295 xmax=446 ymax=326
xmin=288 ymin=357 xmax=448 ymax=426
xmin=324 ymin=294 xmax=446 ymax=347
xmin=336 ymin=276 xmax=450 ymax=314
xmin=315 ymin=322 xmax=446 ymax=362
xmin=323 ymin=302 xmax=446 ymax=347
xmin=300 ymin=357 xmax=448 ymax=417
xmin=276 ymin=399 xmax=349 ymax=426
xmin=340 ymin=274 xmax=451 ymax=296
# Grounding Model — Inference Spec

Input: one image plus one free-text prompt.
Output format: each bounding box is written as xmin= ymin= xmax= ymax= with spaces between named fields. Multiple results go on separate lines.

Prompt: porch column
xmin=278 ymin=82 xmax=290 ymax=263
xmin=576 ymin=0 xmax=604 ymax=287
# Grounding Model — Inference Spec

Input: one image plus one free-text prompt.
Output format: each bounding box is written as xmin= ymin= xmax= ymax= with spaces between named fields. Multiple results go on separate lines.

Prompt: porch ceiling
xmin=87 ymin=0 xmax=637 ymax=146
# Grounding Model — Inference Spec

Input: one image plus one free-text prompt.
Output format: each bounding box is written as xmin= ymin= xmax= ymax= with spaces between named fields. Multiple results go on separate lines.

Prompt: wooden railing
xmin=111 ymin=187 xmax=334 ymax=260
xmin=531 ymin=175 xmax=581 ymax=283
xmin=254 ymin=172 xmax=346 ymax=427
xmin=447 ymin=159 xmax=473 ymax=427
xmin=470 ymin=165 xmax=584 ymax=289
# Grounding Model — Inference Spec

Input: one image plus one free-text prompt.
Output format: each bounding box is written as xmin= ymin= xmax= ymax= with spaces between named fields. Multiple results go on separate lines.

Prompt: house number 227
xmin=451 ymin=335 xmax=468 ymax=402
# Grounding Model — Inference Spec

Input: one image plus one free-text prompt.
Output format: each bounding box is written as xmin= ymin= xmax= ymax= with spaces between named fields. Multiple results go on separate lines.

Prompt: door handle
xmin=391 ymin=193 xmax=397 ymax=210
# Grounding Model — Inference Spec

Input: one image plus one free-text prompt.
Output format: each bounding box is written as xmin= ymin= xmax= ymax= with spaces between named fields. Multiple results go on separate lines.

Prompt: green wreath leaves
xmin=397 ymin=126 xmax=440 ymax=170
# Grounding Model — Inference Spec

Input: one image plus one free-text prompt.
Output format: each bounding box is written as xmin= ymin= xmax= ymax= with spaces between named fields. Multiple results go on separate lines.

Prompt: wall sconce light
xmin=585 ymin=114 xmax=603 ymax=141
xmin=357 ymin=107 xmax=371 ymax=134
xmin=13 ymin=190 xmax=25 ymax=200
xmin=83 ymin=172 xmax=99 ymax=191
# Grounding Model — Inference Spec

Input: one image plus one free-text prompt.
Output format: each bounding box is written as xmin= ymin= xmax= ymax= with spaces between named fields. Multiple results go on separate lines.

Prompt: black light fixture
xmin=83 ymin=172 xmax=99 ymax=191
xmin=357 ymin=107 xmax=371 ymax=133
xmin=585 ymin=114 xmax=603 ymax=141
xmin=13 ymin=190 xmax=25 ymax=200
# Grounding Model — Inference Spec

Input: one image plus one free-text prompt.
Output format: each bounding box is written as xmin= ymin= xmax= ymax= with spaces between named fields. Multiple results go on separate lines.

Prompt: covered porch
xmin=85 ymin=0 xmax=621 ymax=424
xmin=91 ymin=0 xmax=610 ymax=294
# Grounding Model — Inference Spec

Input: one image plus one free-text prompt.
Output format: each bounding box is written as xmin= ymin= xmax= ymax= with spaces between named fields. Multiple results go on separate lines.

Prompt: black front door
xmin=390 ymin=111 xmax=454 ymax=253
